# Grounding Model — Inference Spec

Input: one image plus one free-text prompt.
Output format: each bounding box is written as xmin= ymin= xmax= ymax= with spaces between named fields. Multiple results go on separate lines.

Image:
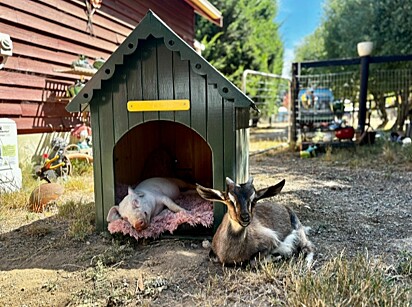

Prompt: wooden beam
xmin=0 ymin=5 xmax=118 ymax=52
xmin=66 ymin=0 xmax=135 ymax=30
xmin=3 ymin=0 xmax=126 ymax=45
xmin=0 ymin=85 xmax=66 ymax=102
xmin=114 ymin=0 xmax=195 ymax=43
xmin=35 ymin=0 xmax=132 ymax=36
xmin=0 ymin=102 xmax=71 ymax=117
xmin=0 ymin=22 xmax=111 ymax=59
xmin=21 ymin=102 xmax=73 ymax=117
xmin=0 ymin=71 xmax=72 ymax=88
xmin=0 ymin=103 xmax=22 ymax=115
xmin=5 ymin=57 xmax=90 ymax=80
xmin=11 ymin=117 xmax=83 ymax=134
xmin=12 ymin=41 xmax=79 ymax=66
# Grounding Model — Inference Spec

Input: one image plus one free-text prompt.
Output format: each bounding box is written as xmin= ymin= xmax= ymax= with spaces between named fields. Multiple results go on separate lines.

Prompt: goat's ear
xmin=225 ymin=177 xmax=236 ymax=192
xmin=196 ymin=184 xmax=226 ymax=202
xmin=255 ymin=179 xmax=286 ymax=201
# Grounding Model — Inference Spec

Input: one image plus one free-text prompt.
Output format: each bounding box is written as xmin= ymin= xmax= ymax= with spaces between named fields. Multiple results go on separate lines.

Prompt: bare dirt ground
xmin=1 ymin=135 xmax=411 ymax=306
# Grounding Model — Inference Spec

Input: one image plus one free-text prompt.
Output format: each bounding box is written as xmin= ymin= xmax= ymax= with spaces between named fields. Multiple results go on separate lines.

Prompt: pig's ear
xmin=127 ymin=186 xmax=135 ymax=195
xmin=107 ymin=206 xmax=121 ymax=222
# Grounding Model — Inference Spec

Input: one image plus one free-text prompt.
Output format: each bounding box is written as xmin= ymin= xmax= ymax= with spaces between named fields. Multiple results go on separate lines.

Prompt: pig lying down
xmin=107 ymin=177 xmax=191 ymax=231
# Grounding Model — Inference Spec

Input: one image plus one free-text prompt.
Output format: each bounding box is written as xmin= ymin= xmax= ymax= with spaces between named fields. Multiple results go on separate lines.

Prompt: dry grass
xmin=57 ymin=199 xmax=95 ymax=241
xmin=284 ymin=253 xmax=411 ymax=306
xmin=320 ymin=139 xmax=412 ymax=169
xmin=189 ymin=252 xmax=412 ymax=306
xmin=0 ymin=162 xmax=94 ymax=235
xmin=249 ymin=139 xmax=285 ymax=153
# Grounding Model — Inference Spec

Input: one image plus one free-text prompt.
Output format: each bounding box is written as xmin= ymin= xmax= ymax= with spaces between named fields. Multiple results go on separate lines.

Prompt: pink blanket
xmin=107 ymin=192 xmax=213 ymax=240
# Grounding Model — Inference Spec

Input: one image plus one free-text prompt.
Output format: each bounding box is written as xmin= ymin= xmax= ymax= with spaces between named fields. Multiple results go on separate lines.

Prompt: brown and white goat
xmin=196 ymin=177 xmax=314 ymax=266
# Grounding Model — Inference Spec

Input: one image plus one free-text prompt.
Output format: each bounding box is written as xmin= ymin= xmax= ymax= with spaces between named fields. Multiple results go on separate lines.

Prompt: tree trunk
xmin=372 ymin=91 xmax=388 ymax=129
xmin=390 ymin=89 xmax=411 ymax=132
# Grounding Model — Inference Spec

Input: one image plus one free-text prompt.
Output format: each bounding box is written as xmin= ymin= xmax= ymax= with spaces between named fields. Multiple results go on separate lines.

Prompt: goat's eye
xmin=250 ymin=191 xmax=256 ymax=202
xmin=228 ymin=193 xmax=237 ymax=204
xmin=228 ymin=193 xmax=238 ymax=211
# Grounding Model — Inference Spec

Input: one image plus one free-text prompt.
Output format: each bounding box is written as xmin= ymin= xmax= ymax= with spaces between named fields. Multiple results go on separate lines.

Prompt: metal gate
xmin=242 ymin=69 xmax=291 ymax=127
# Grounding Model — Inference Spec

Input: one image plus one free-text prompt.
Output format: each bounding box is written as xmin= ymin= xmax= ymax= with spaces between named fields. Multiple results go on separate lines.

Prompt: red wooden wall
xmin=0 ymin=0 xmax=198 ymax=134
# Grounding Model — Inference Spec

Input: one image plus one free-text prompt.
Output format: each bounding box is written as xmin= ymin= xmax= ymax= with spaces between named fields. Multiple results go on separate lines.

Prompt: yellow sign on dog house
xmin=127 ymin=100 xmax=190 ymax=112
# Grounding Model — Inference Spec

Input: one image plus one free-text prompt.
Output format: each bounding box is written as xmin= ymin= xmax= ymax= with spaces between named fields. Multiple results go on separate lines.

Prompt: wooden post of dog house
xmin=66 ymin=10 xmax=256 ymax=233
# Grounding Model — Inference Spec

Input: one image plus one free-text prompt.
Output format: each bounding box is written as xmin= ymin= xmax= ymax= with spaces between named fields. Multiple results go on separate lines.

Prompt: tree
xmin=195 ymin=0 xmax=283 ymax=88
xmin=295 ymin=26 xmax=327 ymax=63
xmin=295 ymin=0 xmax=412 ymax=132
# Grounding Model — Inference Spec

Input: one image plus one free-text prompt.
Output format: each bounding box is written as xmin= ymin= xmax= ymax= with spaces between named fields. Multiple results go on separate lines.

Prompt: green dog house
xmin=66 ymin=10 xmax=256 ymax=231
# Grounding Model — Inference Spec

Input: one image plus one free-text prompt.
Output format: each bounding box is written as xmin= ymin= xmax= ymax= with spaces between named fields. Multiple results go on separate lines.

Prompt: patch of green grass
xmin=70 ymin=159 xmax=93 ymax=176
xmin=58 ymin=200 xmax=95 ymax=241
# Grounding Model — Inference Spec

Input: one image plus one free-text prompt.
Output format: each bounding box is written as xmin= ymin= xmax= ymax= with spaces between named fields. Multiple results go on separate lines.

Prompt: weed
xmin=324 ymin=146 xmax=333 ymax=161
xmin=23 ymin=223 xmax=52 ymax=237
xmin=70 ymin=255 xmax=166 ymax=306
xmin=63 ymin=175 xmax=94 ymax=193
xmin=41 ymin=280 xmax=58 ymax=292
xmin=396 ymin=250 xmax=412 ymax=278
xmin=70 ymin=159 xmax=93 ymax=176
xmin=58 ymin=200 xmax=95 ymax=241
xmin=0 ymin=164 xmax=39 ymax=211
xmin=382 ymin=143 xmax=397 ymax=162
xmin=91 ymin=241 xmax=134 ymax=266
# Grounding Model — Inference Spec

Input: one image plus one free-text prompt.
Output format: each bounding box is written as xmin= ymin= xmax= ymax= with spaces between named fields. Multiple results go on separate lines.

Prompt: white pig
xmin=107 ymin=177 xmax=190 ymax=231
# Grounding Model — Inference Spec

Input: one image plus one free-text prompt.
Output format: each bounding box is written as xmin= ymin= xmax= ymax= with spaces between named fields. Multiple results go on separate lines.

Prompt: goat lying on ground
xmin=196 ymin=177 xmax=314 ymax=266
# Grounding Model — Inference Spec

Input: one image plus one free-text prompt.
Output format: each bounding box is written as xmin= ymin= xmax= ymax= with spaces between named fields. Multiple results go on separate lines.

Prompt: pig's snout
xmin=133 ymin=220 xmax=148 ymax=231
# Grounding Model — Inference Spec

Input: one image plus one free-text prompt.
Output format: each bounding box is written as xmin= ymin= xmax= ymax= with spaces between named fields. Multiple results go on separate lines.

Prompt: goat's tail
xmin=287 ymin=207 xmax=315 ymax=267
xmin=287 ymin=206 xmax=302 ymax=230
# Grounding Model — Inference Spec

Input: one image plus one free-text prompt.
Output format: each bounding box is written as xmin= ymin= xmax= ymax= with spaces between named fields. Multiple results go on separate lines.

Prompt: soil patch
xmin=1 ymin=149 xmax=411 ymax=306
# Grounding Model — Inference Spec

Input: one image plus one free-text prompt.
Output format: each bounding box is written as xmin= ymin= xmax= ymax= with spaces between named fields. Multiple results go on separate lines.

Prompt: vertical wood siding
xmin=0 ymin=0 xmax=196 ymax=134
xmin=92 ymin=36 xmax=250 ymax=230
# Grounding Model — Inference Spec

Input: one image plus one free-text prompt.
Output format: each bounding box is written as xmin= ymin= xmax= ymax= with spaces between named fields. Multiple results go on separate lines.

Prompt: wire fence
xmin=293 ymin=65 xmax=412 ymax=145
xmin=242 ymin=70 xmax=290 ymax=126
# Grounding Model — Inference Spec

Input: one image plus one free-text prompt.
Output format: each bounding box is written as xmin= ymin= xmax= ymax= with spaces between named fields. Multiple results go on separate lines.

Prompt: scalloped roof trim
xmin=66 ymin=10 xmax=256 ymax=113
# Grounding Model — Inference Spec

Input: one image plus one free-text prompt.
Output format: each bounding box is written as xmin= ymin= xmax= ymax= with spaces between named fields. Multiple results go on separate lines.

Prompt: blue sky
xmin=276 ymin=0 xmax=324 ymax=76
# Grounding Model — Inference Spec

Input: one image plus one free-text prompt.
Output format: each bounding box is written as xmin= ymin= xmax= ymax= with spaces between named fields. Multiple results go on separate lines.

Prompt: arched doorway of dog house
xmin=113 ymin=120 xmax=213 ymax=236
xmin=114 ymin=120 xmax=212 ymax=187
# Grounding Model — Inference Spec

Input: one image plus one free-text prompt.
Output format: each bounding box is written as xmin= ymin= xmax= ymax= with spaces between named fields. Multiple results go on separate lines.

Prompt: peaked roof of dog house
xmin=66 ymin=10 xmax=257 ymax=113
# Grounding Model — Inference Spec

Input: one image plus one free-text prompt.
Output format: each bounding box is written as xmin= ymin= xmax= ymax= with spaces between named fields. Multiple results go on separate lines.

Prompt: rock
xmin=202 ymin=240 xmax=211 ymax=249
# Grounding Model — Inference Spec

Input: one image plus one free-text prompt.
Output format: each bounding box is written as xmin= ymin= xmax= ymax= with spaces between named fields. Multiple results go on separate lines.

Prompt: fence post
xmin=357 ymin=41 xmax=373 ymax=134
xmin=289 ymin=63 xmax=299 ymax=146
xmin=358 ymin=55 xmax=370 ymax=134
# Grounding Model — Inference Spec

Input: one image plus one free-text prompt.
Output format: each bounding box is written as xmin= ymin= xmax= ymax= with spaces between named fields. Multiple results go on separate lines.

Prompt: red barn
xmin=0 ymin=0 xmax=222 ymax=134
